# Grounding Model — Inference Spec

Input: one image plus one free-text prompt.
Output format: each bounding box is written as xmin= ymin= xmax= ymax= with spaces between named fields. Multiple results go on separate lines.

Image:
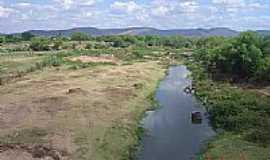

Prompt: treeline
xmin=190 ymin=32 xmax=270 ymax=145
xmin=96 ymin=35 xmax=193 ymax=48
xmin=0 ymin=32 xmax=35 ymax=42
xmin=0 ymin=32 xmax=194 ymax=50
xmin=194 ymin=31 xmax=270 ymax=81
xmin=2 ymin=31 xmax=270 ymax=82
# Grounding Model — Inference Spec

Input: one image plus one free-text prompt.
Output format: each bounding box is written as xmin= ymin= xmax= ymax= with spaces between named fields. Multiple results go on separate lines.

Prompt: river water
xmin=138 ymin=66 xmax=215 ymax=160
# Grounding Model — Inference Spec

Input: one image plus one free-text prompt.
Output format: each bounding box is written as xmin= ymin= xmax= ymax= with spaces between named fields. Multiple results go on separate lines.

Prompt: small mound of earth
xmin=0 ymin=144 xmax=69 ymax=160
xmin=68 ymin=55 xmax=118 ymax=64
xmin=66 ymin=88 xmax=88 ymax=95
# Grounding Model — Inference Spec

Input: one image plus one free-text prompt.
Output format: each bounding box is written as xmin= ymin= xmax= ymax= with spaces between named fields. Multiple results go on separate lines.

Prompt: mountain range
xmin=25 ymin=27 xmax=239 ymax=37
xmin=2 ymin=27 xmax=270 ymax=37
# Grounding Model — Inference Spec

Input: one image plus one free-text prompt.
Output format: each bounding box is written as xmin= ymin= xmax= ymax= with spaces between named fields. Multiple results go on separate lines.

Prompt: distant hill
xmin=257 ymin=30 xmax=270 ymax=36
xmin=23 ymin=27 xmax=239 ymax=37
xmin=6 ymin=27 xmax=270 ymax=37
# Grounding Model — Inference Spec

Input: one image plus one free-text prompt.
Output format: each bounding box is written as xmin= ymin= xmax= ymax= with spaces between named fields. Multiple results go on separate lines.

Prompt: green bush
xmin=71 ymin=32 xmax=90 ymax=41
xmin=246 ymin=117 xmax=270 ymax=145
xmin=21 ymin=32 xmax=35 ymax=41
xmin=190 ymin=62 xmax=270 ymax=144
xmin=43 ymin=55 xmax=62 ymax=67
xmin=94 ymin=43 xmax=110 ymax=49
xmin=255 ymin=57 xmax=270 ymax=81
xmin=30 ymin=37 xmax=50 ymax=51
xmin=0 ymin=36 xmax=5 ymax=44
xmin=85 ymin=43 xmax=93 ymax=49
xmin=52 ymin=38 xmax=63 ymax=50
xmin=5 ymin=35 xmax=22 ymax=43
xmin=132 ymin=51 xmax=144 ymax=59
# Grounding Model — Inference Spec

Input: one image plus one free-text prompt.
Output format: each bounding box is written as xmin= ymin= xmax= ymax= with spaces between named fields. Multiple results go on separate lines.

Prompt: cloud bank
xmin=0 ymin=0 xmax=269 ymax=33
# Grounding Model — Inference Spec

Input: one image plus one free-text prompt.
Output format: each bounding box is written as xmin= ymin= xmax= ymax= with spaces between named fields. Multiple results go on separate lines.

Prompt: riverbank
xmin=185 ymin=58 xmax=270 ymax=160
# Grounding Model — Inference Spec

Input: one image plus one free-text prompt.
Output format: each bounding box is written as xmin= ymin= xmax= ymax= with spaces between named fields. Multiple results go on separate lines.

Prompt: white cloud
xmin=16 ymin=3 xmax=32 ymax=7
xmin=177 ymin=1 xmax=199 ymax=14
xmin=150 ymin=0 xmax=199 ymax=17
xmin=54 ymin=0 xmax=98 ymax=9
xmin=212 ymin=0 xmax=266 ymax=10
xmin=212 ymin=0 xmax=245 ymax=6
xmin=0 ymin=6 xmax=14 ymax=18
xmin=10 ymin=3 xmax=58 ymax=21
xmin=110 ymin=1 xmax=149 ymax=23
xmin=151 ymin=6 xmax=170 ymax=16
xmin=111 ymin=1 xmax=142 ymax=14
xmin=0 ymin=0 xmax=270 ymax=33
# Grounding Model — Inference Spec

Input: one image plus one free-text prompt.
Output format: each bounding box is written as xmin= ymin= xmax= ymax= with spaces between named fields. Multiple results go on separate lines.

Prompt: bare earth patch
xmin=68 ymin=55 xmax=118 ymax=64
xmin=0 ymin=144 xmax=69 ymax=160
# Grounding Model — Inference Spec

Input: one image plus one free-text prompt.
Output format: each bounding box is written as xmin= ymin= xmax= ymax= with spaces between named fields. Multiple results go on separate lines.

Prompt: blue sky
xmin=0 ymin=0 xmax=270 ymax=33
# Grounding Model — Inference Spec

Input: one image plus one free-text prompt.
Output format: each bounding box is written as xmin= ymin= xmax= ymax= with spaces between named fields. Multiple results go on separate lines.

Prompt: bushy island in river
xmin=186 ymin=31 xmax=270 ymax=160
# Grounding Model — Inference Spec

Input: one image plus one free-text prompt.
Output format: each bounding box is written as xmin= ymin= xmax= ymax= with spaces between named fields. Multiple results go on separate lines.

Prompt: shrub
xmin=246 ymin=117 xmax=270 ymax=145
xmin=30 ymin=37 xmax=50 ymax=51
xmin=0 ymin=36 xmax=5 ymax=44
xmin=85 ymin=43 xmax=93 ymax=49
xmin=255 ymin=57 xmax=270 ymax=81
xmin=5 ymin=35 xmax=22 ymax=43
xmin=52 ymin=38 xmax=63 ymax=50
xmin=112 ymin=37 xmax=130 ymax=48
xmin=94 ymin=43 xmax=110 ymax=49
xmin=71 ymin=32 xmax=90 ymax=41
xmin=132 ymin=51 xmax=144 ymax=59
xmin=43 ymin=55 xmax=62 ymax=67
xmin=21 ymin=32 xmax=35 ymax=41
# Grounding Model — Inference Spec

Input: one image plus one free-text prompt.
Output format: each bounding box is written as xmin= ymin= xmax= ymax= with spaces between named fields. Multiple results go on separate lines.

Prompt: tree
xmin=262 ymin=36 xmax=270 ymax=55
xmin=236 ymin=31 xmax=263 ymax=49
xmin=71 ymin=32 xmax=90 ymax=41
xmin=206 ymin=32 xmax=264 ymax=77
xmin=21 ymin=32 xmax=35 ymax=41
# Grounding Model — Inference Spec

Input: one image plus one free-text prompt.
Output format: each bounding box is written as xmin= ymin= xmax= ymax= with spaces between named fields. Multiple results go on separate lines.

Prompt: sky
xmin=0 ymin=0 xmax=270 ymax=33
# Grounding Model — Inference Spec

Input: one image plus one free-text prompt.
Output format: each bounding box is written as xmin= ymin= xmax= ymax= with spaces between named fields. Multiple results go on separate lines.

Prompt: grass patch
xmin=0 ymin=128 xmax=48 ymax=145
xmin=202 ymin=133 xmax=270 ymax=160
xmin=70 ymin=62 xmax=166 ymax=160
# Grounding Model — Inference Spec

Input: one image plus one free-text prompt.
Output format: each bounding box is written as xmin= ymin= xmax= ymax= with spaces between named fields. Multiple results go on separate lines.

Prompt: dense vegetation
xmin=187 ymin=31 xmax=270 ymax=159
xmin=0 ymin=32 xmax=193 ymax=51
xmin=195 ymin=32 xmax=270 ymax=81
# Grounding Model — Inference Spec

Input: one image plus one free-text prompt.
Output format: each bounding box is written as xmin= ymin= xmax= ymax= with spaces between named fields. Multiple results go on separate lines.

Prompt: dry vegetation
xmin=0 ymin=56 xmax=165 ymax=160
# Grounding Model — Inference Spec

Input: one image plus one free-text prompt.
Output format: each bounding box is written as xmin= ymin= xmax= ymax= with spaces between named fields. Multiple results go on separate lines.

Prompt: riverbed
xmin=138 ymin=66 xmax=215 ymax=160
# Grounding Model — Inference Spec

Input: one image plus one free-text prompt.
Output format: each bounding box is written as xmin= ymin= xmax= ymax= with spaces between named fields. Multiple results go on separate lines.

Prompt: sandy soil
xmin=67 ymin=55 xmax=118 ymax=64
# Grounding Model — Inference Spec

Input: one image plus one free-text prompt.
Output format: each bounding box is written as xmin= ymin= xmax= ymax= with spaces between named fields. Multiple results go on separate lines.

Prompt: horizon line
xmin=2 ymin=26 xmax=270 ymax=34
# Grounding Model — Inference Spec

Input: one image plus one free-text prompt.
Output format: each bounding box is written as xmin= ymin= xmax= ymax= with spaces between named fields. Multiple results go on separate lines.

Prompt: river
xmin=138 ymin=65 xmax=215 ymax=160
